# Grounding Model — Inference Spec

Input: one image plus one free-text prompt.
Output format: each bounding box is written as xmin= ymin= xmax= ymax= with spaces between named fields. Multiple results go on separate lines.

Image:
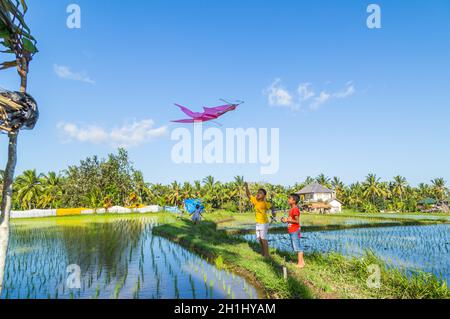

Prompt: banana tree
xmin=0 ymin=0 xmax=38 ymax=294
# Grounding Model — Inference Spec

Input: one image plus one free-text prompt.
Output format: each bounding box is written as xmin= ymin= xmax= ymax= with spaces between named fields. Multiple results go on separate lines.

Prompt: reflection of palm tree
xmin=15 ymin=169 xmax=42 ymax=209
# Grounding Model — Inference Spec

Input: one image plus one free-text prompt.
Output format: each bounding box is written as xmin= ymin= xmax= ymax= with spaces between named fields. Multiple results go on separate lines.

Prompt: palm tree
xmin=15 ymin=170 xmax=42 ymax=210
xmin=315 ymin=174 xmax=331 ymax=188
xmin=363 ymin=173 xmax=384 ymax=204
xmin=331 ymin=176 xmax=345 ymax=199
xmin=193 ymin=180 xmax=202 ymax=198
xmin=391 ymin=175 xmax=408 ymax=201
xmin=167 ymin=181 xmax=181 ymax=206
xmin=38 ymin=172 xmax=63 ymax=208
xmin=203 ymin=176 xmax=221 ymax=208
xmin=431 ymin=178 xmax=447 ymax=201
xmin=181 ymin=182 xmax=193 ymax=201
xmin=417 ymin=183 xmax=431 ymax=199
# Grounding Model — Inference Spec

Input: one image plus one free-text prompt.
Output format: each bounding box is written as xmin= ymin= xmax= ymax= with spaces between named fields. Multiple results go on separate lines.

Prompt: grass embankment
xmin=154 ymin=215 xmax=449 ymax=299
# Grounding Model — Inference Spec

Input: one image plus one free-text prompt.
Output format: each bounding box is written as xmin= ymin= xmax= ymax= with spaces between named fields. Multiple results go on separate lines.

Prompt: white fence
xmin=11 ymin=205 xmax=163 ymax=219
xmin=11 ymin=209 xmax=57 ymax=219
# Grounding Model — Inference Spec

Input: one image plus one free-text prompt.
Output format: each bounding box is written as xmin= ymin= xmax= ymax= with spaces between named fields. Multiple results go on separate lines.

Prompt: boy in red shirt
xmin=281 ymin=194 xmax=305 ymax=268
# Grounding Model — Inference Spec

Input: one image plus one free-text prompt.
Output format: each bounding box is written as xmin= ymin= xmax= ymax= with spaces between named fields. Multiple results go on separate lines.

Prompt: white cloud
xmin=333 ymin=83 xmax=356 ymax=98
xmin=265 ymin=79 xmax=295 ymax=109
xmin=58 ymin=119 xmax=168 ymax=148
xmin=298 ymin=83 xmax=315 ymax=101
xmin=265 ymin=79 xmax=356 ymax=111
xmin=310 ymin=91 xmax=331 ymax=110
xmin=54 ymin=64 xmax=95 ymax=84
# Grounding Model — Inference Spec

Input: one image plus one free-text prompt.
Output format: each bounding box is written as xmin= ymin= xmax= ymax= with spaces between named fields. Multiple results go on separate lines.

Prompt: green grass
xmin=153 ymin=215 xmax=449 ymax=299
xmin=153 ymin=218 xmax=315 ymax=299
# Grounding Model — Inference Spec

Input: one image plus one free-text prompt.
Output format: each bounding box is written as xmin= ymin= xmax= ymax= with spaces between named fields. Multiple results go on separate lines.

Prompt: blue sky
xmin=1 ymin=0 xmax=449 ymax=186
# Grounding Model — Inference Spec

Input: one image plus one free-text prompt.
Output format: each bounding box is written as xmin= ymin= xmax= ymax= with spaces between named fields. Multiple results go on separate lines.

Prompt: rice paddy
xmin=243 ymin=224 xmax=450 ymax=285
xmin=1 ymin=217 xmax=260 ymax=299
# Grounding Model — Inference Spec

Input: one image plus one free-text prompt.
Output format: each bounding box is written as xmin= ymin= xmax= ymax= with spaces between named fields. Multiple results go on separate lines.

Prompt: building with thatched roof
xmin=296 ymin=183 xmax=343 ymax=213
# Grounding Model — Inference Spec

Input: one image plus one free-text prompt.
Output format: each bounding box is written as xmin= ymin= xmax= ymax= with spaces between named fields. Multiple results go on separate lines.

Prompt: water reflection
xmin=244 ymin=224 xmax=450 ymax=284
xmin=2 ymin=218 xmax=259 ymax=299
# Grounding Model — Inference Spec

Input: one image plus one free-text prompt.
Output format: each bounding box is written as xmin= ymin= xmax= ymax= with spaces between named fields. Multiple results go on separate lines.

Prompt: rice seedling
xmin=3 ymin=215 xmax=260 ymax=299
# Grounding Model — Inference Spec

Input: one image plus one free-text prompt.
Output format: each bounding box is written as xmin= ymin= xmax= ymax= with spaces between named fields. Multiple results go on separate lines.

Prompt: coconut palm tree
xmin=417 ymin=183 xmax=431 ymax=199
xmin=38 ymin=171 xmax=63 ymax=208
xmin=15 ymin=169 xmax=43 ymax=210
xmin=315 ymin=174 xmax=331 ymax=188
xmin=203 ymin=176 xmax=221 ymax=208
xmin=431 ymin=178 xmax=447 ymax=201
xmin=331 ymin=176 xmax=345 ymax=199
xmin=167 ymin=181 xmax=181 ymax=206
xmin=363 ymin=173 xmax=384 ymax=204
xmin=181 ymin=182 xmax=193 ymax=201
xmin=391 ymin=175 xmax=408 ymax=201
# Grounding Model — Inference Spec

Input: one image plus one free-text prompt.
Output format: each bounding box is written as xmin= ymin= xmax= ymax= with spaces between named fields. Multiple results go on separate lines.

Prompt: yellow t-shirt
xmin=250 ymin=196 xmax=272 ymax=224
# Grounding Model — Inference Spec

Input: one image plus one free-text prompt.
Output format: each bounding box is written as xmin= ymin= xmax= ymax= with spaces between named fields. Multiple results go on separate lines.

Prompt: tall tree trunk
xmin=0 ymin=132 xmax=18 ymax=295
xmin=0 ymin=57 xmax=26 ymax=294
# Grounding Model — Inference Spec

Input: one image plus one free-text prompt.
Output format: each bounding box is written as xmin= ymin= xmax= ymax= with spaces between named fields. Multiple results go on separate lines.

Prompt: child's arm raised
xmin=243 ymin=182 xmax=251 ymax=200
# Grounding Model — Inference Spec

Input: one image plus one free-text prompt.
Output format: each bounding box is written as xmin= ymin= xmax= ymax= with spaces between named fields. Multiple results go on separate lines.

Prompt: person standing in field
xmin=243 ymin=182 xmax=275 ymax=258
xmin=190 ymin=204 xmax=203 ymax=225
xmin=281 ymin=194 xmax=305 ymax=268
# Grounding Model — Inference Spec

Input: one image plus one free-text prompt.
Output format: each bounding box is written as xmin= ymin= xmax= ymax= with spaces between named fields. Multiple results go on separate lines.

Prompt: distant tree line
xmin=0 ymin=149 xmax=448 ymax=213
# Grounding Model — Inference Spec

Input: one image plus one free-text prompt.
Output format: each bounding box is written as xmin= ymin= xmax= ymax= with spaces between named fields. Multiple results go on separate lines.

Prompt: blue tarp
xmin=184 ymin=199 xmax=204 ymax=214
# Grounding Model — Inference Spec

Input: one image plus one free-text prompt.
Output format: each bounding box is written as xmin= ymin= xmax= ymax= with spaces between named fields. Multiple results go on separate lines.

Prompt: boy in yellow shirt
xmin=244 ymin=182 xmax=275 ymax=257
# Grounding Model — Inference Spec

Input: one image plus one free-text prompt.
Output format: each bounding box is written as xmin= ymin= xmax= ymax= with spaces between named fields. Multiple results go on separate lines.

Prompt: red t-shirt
xmin=287 ymin=206 xmax=301 ymax=233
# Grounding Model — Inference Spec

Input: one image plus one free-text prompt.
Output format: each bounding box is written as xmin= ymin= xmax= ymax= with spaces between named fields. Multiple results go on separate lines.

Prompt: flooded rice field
xmin=2 ymin=218 xmax=260 ymax=299
xmin=244 ymin=224 xmax=450 ymax=284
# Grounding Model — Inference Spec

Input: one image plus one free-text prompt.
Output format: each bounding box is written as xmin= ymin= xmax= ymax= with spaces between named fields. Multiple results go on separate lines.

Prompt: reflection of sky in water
xmin=2 ymin=220 xmax=259 ymax=299
xmin=244 ymin=225 xmax=450 ymax=285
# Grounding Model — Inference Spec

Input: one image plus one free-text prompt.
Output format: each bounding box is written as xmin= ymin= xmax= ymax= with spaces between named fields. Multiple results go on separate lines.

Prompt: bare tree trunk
xmin=0 ymin=131 xmax=18 ymax=295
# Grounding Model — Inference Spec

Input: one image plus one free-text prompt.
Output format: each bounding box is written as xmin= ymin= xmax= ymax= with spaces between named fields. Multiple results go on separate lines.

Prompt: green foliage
xmin=0 ymin=0 xmax=38 ymax=71
xmin=10 ymin=151 xmax=450 ymax=214
xmin=61 ymin=148 xmax=142 ymax=208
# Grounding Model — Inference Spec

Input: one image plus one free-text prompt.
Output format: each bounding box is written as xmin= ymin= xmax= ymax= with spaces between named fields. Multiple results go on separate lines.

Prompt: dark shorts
xmin=289 ymin=229 xmax=302 ymax=252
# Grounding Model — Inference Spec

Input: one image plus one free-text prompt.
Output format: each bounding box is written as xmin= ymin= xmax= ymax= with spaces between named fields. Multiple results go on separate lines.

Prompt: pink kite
xmin=171 ymin=99 xmax=244 ymax=124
